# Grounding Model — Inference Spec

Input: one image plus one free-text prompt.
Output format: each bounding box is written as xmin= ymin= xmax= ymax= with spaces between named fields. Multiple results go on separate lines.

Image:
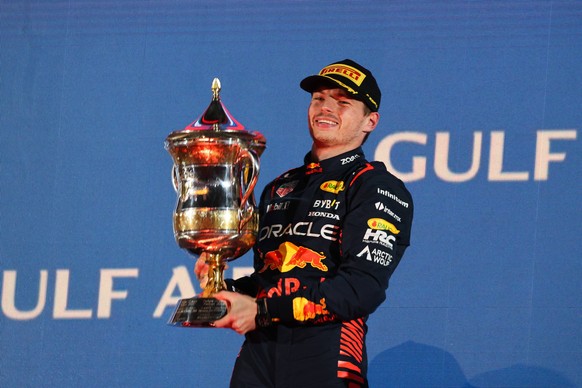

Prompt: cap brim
xmin=300 ymin=75 xmax=355 ymax=95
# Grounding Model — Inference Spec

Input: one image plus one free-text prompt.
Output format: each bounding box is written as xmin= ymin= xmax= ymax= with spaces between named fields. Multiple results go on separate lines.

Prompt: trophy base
xmin=168 ymin=297 xmax=227 ymax=328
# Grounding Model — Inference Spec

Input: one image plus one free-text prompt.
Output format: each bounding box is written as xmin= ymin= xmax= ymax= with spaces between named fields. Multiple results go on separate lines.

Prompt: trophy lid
xmin=166 ymin=78 xmax=266 ymax=154
xmin=186 ymin=78 xmax=245 ymax=131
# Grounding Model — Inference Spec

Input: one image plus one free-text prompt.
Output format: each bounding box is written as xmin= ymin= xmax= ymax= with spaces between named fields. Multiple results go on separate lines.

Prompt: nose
xmin=320 ymin=98 xmax=334 ymax=112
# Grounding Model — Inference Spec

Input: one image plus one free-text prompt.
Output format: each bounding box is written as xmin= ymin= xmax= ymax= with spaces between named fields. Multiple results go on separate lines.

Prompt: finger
xmin=194 ymin=257 xmax=208 ymax=278
xmin=199 ymin=274 xmax=208 ymax=289
xmin=211 ymin=292 xmax=232 ymax=328
xmin=212 ymin=291 xmax=230 ymax=301
xmin=212 ymin=314 xmax=231 ymax=328
xmin=194 ymin=258 xmax=208 ymax=276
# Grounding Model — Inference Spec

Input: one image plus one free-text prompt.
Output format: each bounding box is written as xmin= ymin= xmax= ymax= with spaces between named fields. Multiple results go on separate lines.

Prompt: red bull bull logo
xmin=306 ymin=162 xmax=322 ymax=175
xmin=260 ymin=242 xmax=328 ymax=273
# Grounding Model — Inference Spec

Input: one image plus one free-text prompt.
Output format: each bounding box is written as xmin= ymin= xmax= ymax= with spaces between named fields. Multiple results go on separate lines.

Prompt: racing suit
xmin=228 ymin=147 xmax=413 ymax=387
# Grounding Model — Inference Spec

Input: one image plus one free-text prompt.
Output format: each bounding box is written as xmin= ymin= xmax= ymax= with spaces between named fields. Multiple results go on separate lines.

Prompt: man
xmin=195 ymin=59 xmax=413 ymax=387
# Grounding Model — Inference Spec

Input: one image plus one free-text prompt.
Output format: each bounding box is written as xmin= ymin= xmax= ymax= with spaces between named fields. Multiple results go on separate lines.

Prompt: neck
xmin=310 ymin=144 xmax=358 ymax=162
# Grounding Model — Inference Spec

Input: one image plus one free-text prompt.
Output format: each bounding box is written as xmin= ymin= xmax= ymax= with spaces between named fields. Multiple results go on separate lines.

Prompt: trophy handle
xmin=171 ymin=165 xmax=180 ymax=193
xmin=237 ymin=149 xmax=260 ymax=231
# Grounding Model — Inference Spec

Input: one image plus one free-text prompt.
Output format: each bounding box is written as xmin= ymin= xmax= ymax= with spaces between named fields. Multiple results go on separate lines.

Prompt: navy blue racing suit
xmin=228 ymin=147 xmax=413 ymax=387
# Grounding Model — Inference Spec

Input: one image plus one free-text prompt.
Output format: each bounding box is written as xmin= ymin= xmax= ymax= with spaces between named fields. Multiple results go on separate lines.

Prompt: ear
xmin=364 ymin=112 xmax=380 ymax=133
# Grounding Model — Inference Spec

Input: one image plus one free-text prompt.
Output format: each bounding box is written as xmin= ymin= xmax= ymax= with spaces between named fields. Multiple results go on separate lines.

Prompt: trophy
xmin=165 ymin=78 xmax=266 ymax=327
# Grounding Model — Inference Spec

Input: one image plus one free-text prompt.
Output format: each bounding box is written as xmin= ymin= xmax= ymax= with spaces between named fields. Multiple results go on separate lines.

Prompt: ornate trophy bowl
xmin=165 ymin=79 xmax=265 ymax=327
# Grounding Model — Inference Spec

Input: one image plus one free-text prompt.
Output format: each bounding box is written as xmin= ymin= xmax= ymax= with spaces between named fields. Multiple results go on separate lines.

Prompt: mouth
xmin=315 ymin=117 xmax=339 ymax=126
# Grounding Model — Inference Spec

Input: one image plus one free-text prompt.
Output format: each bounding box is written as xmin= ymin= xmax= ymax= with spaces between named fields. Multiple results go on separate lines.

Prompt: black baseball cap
xmin=300 ymin=59 xmax=381 ymax=112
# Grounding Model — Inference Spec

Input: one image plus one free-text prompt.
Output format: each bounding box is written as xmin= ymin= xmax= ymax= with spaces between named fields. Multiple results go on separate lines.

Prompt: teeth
xmin=317 ymin=119 xmax=337 ymax=125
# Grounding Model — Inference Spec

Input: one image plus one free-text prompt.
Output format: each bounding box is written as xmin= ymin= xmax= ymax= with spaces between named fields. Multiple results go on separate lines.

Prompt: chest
xmin=258 ymin=172 xmax=354 ymax=247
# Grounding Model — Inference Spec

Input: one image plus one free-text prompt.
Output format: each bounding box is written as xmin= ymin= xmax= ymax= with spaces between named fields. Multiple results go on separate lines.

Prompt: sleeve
xmin=225 ymin=277 xmax=259 ymax=296
xmin=266 ymin=166 xmax=414 ymax=324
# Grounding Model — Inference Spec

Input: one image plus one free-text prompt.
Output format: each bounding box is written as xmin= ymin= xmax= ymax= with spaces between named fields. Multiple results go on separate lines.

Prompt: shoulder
xmin=348 ymin=161 xmax=413 ymax=210
xmin=260 ymin=165 xmax=303 ymax=199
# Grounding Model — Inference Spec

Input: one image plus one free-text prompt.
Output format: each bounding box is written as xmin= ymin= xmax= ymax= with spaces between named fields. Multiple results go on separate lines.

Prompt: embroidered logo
xmin=276 ymin=180 xmax=298 ymax=197
xmin=320 ymin=180 xmax=345 ymax=194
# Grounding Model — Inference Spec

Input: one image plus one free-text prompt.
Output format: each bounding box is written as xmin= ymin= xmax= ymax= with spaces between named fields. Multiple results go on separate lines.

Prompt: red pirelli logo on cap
xmin=319 ymin=64 xmax=366 ymax=86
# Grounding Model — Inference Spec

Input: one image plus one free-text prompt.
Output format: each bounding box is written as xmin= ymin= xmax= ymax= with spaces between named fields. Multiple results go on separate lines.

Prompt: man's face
xmin=307 ymin=87 xmax=377 ymax=154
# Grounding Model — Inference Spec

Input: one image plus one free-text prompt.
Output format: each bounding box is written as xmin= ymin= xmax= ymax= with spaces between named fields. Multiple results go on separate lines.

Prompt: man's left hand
xmin=212 ymin=291 xmax=258 ymax=335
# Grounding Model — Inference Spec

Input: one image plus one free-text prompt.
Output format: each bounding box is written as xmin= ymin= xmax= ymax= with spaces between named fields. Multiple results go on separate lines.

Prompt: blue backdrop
xmin=1 ymin=1 xmax=581 ymax=386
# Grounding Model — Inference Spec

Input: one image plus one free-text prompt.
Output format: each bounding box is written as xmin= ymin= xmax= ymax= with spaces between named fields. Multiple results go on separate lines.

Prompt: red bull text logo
xmin=260 ymin=242 xmax=328 ymax=273
xmin=320 ymin=180 xmax=345 ymax=194
xmin=293 ymin=297 xmax=329 ymax=321
xmin=320 ymin=64 xmax=366 ymax=86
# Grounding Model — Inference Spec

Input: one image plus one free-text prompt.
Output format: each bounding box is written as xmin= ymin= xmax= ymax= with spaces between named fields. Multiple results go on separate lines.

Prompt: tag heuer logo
xmin=276 ymin=181 xmax=299 ymax=197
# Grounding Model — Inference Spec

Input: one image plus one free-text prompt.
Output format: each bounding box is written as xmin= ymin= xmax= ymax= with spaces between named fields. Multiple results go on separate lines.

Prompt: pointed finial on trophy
xmin=198 ymin=77 xmax=228 ymax=130
xmin=211 ymin=78 xmax=221 ymax=101
xmin=180 ymin=78 xmax=257 ymax=133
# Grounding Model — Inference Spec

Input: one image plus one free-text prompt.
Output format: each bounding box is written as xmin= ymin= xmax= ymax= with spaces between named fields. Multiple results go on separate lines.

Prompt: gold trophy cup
xmin=165 ymin=79 xmax=265 ymax=327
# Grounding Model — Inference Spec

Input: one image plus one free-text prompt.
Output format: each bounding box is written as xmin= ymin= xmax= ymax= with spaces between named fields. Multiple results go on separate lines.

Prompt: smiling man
xmin=307 ymin=86 xmax=378 ymax=160
xmin=196 ymin=59 xmax=414 ymax=387
xmin=302 ymin=60 xmax=381 ymax=162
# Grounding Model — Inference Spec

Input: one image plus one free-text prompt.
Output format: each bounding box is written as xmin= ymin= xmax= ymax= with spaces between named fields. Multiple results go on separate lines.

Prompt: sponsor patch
xmin=266 ymin=201 xmax=290 ymax=213
xmin=374 ymin=202 xmax=402 ymax=222
xmin=362 ymin=229 xmax=395 ymax=249
xmin=341 ymin=154 xmax=360 ymax=165
xmin=260 ymin=242 xmax=328 ymax=273
xmin=367 ymin=218 xmax=400 ymax=234
xmin=276 ymin=180 xmax=298 ymax=197
xmin=293 ymin=297 xmax=329 ymax=321
xmin=320 ymin=180 xmax=345 ymax=194
xmin=307 ymin=211 xmax=340 ymax=220
xmin=377 ymin=188 xmax=409 ymax=208
xmin=306 ymin=162 xmax=322 ymax=175
xmin=356 ymin=245 xmax=393 ymax=266
xmin=312 ymin=199 xmax=340 ymax=210
xmin=320 ymin=64 xmax=366 ymax=86
xmin=259 ymin=222 xmax=339 ymax=242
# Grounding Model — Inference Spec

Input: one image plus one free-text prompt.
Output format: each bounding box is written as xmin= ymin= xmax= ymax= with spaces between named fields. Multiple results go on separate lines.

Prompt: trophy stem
xmin=168 ymin=252 xmax=229 ymax=327
xmin=201 ymin=253 xmax=226 ymax=298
